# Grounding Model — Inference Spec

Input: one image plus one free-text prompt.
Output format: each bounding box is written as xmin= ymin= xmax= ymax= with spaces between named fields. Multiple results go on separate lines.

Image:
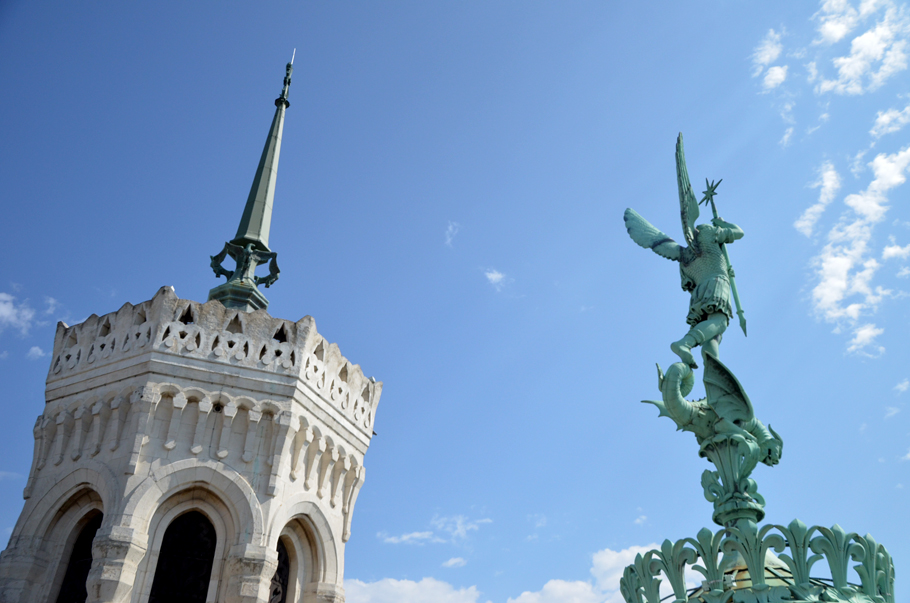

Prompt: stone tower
xmin=0 ymin=57 xmax=382 ymax=603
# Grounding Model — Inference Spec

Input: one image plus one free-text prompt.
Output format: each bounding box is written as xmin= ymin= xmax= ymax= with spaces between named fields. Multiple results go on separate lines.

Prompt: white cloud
xmin=817 ymin=5 xmax=910 ymax=95
xmin=44 ymin=297 xmax=59 ymax=316
xmin=763 ymin=65 xmax=789 ymax=90
xmin=809 ymin=146 xmax=910 ymax=342
xmin=379 ymin=531 xmax=442 ymax=545
xmin=871 ymin=103 xmax=910 ymax=137
xmin=882 ymin=242 xmax=910 ymax=258
xmin=902 ymin=448 xmax=910 ymax=461
xmin=445 ymin=221 xmax=461 ymax=247
xmin=0 ymin=293 xmax=36 ymax=336
xmin=484 ymin=269 xmax=508 ymax=292
xmin=885 ymin=406 xmax=901 ymax=417
xmin=895 ymin=378 xmax=909 ymax=392
xmin=442 ymin=557 xmax=467 ymax=568
xmin=814 ymin=0 xmax=862 ymax=44
xmin=345 ymin=577 xmax=483 ymax=603
xmin=780 ymin=127 xmax=794 ymax=147
xmin=506 ymin=543 xmax=663 ymax=603
xmin=431 ymin=515 xmax=492 ymax=540
xmin=795 ymin=162 xmax=842 ymax=236
xmin=26 ymin=346 xmax=45 ymax=360
xmin=847 ymin=323 xmax=884 ymax=354
xmin=633 ymin=515 xmax=647 ymax=525
xmin=753 ymin=29 xmax=784 ymax=76
xmin=898 ymin=266 xmax=910 ymax=277
xmin=528 ymin=514 xmax=547 ymax=528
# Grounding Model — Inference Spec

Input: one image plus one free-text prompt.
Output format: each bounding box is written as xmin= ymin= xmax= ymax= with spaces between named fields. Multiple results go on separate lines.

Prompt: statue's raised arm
xmin=623 ymin=134 xmax=745 ymax=369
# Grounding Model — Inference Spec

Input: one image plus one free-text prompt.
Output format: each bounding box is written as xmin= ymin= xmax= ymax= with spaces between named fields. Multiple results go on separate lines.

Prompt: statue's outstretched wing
xmin=623 ymin=208 xmax=682 ymax=261
xmin=676 ymin=133 xmax=700 ymax=248
xmin=703 ymin=353 xmax=754 ymax=425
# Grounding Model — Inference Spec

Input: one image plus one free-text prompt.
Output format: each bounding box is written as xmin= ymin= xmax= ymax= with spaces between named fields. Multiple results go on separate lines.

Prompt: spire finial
xmin=208 ymin=60 xmax=294 ymax=312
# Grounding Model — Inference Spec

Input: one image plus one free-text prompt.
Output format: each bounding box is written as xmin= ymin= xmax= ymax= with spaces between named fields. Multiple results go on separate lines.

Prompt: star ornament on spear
xmin=699 ymin=178 xmax=748 ymax=337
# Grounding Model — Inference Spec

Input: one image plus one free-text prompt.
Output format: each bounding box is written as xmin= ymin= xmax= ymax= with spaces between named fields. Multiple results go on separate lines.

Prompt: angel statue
xmin=624 ymin=134 xmax=744 ymax=369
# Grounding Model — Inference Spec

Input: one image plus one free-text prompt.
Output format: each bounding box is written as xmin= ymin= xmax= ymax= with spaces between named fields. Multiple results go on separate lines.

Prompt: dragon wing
xmin=676 ymin=133 xmax=700 ymax=248
xmin=623 ymin=208 xmax=682 ymax=261
xmin=703 ymin=352 xmax=754 ymax=425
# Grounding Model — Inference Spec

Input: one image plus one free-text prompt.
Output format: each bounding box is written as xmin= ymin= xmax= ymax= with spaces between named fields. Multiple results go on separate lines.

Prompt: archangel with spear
xmin=624 ymin=134 xmax=746 ymax=369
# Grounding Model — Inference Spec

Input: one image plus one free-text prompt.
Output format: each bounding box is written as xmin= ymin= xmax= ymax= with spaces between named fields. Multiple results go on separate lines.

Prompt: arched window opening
xmin=148 ymin=511 xmax=217 ymax=603
xmin=268 ymin=539 xmax=290 ymax=603
xmin=54 ymin=512 xmax=103 ymax=603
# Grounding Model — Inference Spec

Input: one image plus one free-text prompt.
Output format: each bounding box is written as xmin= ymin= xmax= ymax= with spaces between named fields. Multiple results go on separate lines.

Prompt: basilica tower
xmin=0 ymin=57 xmax=381 ymax=603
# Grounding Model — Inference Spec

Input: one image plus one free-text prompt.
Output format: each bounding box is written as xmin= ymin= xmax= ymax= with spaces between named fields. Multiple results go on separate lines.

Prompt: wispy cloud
xmin=44 ymin=297 xmax=60 ymax=316
xmin=484 ymin=269 xmax=509 ymax=292
xmin=431 ymin=515 xmax=492 ymax=540
xmin=753 ymin=29 xmax=784 ymax=76
xmin=764 ymin=65 xmax=790 ymax=90
xmin=0 ymin=472 xmax=22 ymax=480
xmin=527 ymin=514 xmax=547 ymax=529
xmin=780 ymin=127 xmax=795 ymax=147
xmin=26 ymin=346 xmax=45 ymax=360
xmin=0 ymin=293 xmax=35 ymax=336
xmin=345 ymin=577 xmax=483 ymax=603
xmin=445 ymin=221 xmax=461 ymax=247
xmin=815 ymin=3 xmax=910 ymax=95
xmin=795 ymin=161 xmax=842 ymax=236
xmin=442 ymin=557 xmax=467 ymax=568
xmin=895 ymin=378 xmax=909 ymax=393
xmin=885 ymin=406 xmax=901 ymax=418
xmin=378 ymin=531 xmax=443 ymax=545
xmin=871 ymin=102 xmax=910 ymax=137
xmin=633 ymin=515 xmax=647 ymax=525
xmin=882 ymin=240 xmax=910 ymax=259
xmin=847 ymin=323 xmax=884 ymax=355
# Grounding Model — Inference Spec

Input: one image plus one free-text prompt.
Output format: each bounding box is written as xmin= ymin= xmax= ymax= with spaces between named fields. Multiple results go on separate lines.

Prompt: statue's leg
xmin=671 ymin=313 xmax=728 ymax=369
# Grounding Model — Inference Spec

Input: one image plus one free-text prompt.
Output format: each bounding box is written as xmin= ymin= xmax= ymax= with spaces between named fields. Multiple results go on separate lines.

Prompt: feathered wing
xmin=623 ymin=208 xmax=682 ymax=261
xmin=676 ymin=133 xmax=700 ymax=247
xmin=703 ymin=353 xmax=754 ymax=425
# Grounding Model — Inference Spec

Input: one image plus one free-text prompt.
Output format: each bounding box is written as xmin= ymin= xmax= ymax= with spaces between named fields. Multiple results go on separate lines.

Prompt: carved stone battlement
xmin=46 ymin=286 xmax=382 ymax=441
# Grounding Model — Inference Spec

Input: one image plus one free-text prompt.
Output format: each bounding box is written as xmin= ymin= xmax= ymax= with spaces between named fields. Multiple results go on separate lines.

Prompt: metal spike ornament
xmin=617 ymin=135 xmax=894 ymax=603
xmin=209 ymin=55 xmax=294 ymax=312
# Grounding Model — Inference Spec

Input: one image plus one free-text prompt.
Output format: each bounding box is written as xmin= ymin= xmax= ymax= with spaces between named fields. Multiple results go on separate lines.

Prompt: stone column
xmin=222 ymin=544 xmax=279 ymax=603
xmin=85 ymin=527 xmax=148 ymax=603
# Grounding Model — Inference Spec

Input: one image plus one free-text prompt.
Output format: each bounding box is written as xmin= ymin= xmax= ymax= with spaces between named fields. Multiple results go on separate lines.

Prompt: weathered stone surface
xmin=0 ymin=287 xmax=381 ymax=602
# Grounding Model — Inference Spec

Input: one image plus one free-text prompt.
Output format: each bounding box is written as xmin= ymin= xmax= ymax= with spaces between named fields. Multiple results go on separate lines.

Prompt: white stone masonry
xmin=0 ymin=286 xmax=382 ymax=603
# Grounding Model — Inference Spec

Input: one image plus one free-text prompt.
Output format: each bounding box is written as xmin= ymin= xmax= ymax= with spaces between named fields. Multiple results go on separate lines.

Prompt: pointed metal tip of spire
xmin=291 ymin=48 xmax=296 ymax=65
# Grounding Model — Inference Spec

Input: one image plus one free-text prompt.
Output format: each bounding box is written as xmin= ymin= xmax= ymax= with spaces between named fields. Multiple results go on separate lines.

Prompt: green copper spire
xmin=208 ymin=53 xmax=294 ymax=312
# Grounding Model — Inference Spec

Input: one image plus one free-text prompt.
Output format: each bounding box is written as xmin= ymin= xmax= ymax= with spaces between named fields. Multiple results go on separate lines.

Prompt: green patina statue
xmin=624 ymin=134 xmax=746 ymax=369
xmin=617 ymin=135 xmax=894 ymax=603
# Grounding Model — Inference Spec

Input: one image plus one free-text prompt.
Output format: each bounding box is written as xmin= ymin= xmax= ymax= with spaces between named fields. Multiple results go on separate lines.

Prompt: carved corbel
xmin=191 ymin=397 xmax=214 ymax=455
xmin=267 ymin=411 xmax=294 ymax=496
xmin=316 ymin=445 xmax=340 ymax=499
xmin=216 ymin=403 xmax=238 ymax=459
xmin=163 ymin=393 xmax=188 ymax=450
xmin=69 ymin=405 xmax=87 ymax=461
xmin=108 ymin=396 xmax=125 ymax=452
xmin=342 ymin=466 xmax=366 ymax=542
xmin=52 ymin=410 xmax=74 ymax=466
xmin=303 ymin=436 xmax=325 ymax=491
xmin=289 ymin=424 xmax=313 ymax=480
xmin=89 ymin=401 xmax=106 ymax=457
xmin=241 ymin=408 xmax=262 ymax=463
xmin=126 ymin=385 xmax=161 ymax=475
xmin=330 ymin=454 xmax=351 ymax=508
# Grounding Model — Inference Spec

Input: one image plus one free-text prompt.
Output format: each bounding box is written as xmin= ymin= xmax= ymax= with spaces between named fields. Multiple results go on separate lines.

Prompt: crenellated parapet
xmin=46 ymin=286 xmax=381 ymax=441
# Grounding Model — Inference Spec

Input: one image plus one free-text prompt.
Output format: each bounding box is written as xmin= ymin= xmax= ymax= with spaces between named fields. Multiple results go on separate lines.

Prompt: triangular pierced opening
xmin=133 ymin=307 xmax=147 ymax=326
xmin=99 ymin=318 xmax=112 ymax=338
xmin=64 ymin=332 xmax=78 ymax=350
xmin=338 ymin=364 xmax=348 ymax=383
xmin=178 ymin=306 xmax=194 ymax=325
xmin=273 ymin=325 xmax=288 ymax=343
xmin=226 ymin=315 xmax=243 ymax=334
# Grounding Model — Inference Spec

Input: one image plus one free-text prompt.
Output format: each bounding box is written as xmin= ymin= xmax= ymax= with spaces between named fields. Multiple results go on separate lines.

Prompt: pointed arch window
xmin=148 ymin=511 xmax=217 ymax=603
xmin=54 ymin=513 xmax=103 ymax=603
xmin=268 ymin=539 xmax=290 ymax=603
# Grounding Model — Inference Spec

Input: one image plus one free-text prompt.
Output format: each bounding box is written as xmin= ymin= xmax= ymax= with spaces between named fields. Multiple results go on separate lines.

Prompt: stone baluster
xmin=163 ymin=393 xmax=187 ymax=450
xmin=191 ymin=397 xmax=213 ymax=455
xmin=216 ymin=403 xmax=237 ymax=459
xmin=241 ymin=409 xmax=261 ymax=463
xmin=126 ymin=385 xmax=161 ymax=475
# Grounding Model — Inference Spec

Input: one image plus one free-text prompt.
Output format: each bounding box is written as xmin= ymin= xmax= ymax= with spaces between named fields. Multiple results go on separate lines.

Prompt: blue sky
xmin=2 ymin=1 xmax=910 ymax=602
